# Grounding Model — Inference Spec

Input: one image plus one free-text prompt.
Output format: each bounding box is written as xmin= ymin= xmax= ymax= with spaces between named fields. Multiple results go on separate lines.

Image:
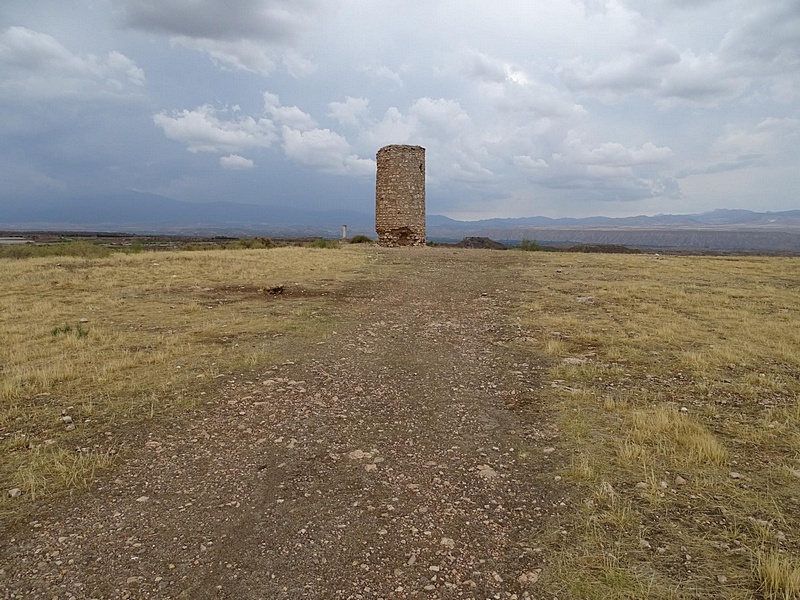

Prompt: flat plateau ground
xmin=2 ymin=249 xmax=564 ymax=599
xmin=3 ymin=247 xmax=799 ymax=600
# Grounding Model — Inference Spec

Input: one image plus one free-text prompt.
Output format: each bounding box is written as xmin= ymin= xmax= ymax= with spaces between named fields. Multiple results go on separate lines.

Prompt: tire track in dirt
xmin=1 ymin=249 xmax=569 ymax=599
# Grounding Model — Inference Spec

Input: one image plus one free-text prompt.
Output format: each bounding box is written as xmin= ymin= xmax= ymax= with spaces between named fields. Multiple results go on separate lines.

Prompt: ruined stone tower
xmin=375 ymin=145 xmax=426 ymax=246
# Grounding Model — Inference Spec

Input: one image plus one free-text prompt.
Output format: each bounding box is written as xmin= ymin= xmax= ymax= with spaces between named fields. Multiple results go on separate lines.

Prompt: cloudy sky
xmin=1 ymin=1 xmax=798 ymax=220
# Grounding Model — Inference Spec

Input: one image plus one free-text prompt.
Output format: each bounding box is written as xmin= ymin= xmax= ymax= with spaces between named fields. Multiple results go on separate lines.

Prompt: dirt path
xmin=1 ymin=249 xmax=569 ymax=599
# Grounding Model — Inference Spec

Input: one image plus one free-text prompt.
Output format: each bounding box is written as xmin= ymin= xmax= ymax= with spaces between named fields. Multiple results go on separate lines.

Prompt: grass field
xmin=515 ymin=253 xmax=800 ymax=599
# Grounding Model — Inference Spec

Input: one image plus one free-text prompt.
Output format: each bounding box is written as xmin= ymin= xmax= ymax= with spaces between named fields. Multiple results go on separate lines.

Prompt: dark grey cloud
xmin=462 ymin=50 xmax=507 ymax=84
xmin=720 ymin=4 xmax=800 ymax=65
xmin=117 ymin=0 xmax=319 ymax=42
xmin=559 ymin=40 xmax=682 ymax=95
xmin=676 ymin=155 xmax=764 ymax=178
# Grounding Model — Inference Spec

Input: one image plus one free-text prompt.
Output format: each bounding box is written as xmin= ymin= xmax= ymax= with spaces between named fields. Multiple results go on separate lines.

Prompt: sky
xmin=1 ymin=1 xmax=798 ymax=220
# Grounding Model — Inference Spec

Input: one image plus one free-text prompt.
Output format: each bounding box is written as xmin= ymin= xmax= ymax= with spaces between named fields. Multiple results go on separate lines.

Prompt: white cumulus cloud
xmin=153 ymin=104 xmax=277 ymax=153
xmin=171 ymin=37 xmax=277 ymax=74
xmin=328 ymin=96 xmax=370 ymax=128
xmin=263 ymin=92 xmax=317 ymax=130
xmin=219 ymin=154 xmax=255 ymax=169
xmin=281 ymin=126 xmax=373 ymax=175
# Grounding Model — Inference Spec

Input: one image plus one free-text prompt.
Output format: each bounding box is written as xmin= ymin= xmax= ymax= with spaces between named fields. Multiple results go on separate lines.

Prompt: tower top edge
xmin=377 ymin=144 xmax=425 ymax=153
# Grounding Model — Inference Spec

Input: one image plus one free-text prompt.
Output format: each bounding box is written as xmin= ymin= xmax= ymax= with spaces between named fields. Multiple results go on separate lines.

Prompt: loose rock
xmin=517 ymin=570 xmax=541 ymax=586
xmin=476 ymin=464 xmax=498 ymax=479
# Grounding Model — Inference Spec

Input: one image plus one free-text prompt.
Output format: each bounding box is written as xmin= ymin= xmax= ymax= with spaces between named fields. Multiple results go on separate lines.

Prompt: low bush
xmin=228 ymin=237 xmax=276 ymax=250
xmin=348 ymin=235 xmax=373 ymax=244
xmin=308 ymin=239 xmax=340 ymax=249
xmin=0 ymin=240 xmax=112 ymax=259
xmin=518 ymin=238 xmax=542 ymax=251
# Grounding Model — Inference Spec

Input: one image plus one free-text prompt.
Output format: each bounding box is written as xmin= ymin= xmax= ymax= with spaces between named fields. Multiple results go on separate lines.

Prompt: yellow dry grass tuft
xmin=629 ymin=404 xmax=727 ymax=466
xmin=755 ymin=551 xmax=800 ymax=600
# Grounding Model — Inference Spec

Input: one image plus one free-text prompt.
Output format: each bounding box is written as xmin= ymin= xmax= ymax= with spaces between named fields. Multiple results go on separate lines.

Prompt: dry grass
xmin=628 ymin=404 xmax=728 ymax=466
xmin=0 ymin=246 xmax=370 ymax=514
xmin=756 ymin=551 xmax=800 ymax=600
xmin=516 ymin=253 xmax=800 ymax=599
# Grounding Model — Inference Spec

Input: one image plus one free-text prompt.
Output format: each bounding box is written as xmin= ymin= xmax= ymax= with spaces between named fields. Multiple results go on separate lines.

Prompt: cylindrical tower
xmin=375 ymin=145 xmax=426 ymax=247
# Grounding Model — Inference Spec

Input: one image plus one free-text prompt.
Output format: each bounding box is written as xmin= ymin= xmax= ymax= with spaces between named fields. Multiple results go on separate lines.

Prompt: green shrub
xmin=519 ymin=239 xmax=542 ymax=252
xmin=0 ymin=244 xmax=37 ymax=259
xmin=121 ymin=241 xmax=146 ymax=254
xmin=308 ymin=239 xmax=340 ymax=249
xmin=0 ymin=241 xmax=111 ymax=259
xmin=51 ymin=323 xmax=73 ymax=336
xmin=182 ymin=242 xmax=218 ymax=251
xmin=51 ymin=323 xmax=89 ymax=338
xmin=228 ymin=237 xmax=276 ymax=250
xmin=348 ymin=235 xmax=373 ymax=244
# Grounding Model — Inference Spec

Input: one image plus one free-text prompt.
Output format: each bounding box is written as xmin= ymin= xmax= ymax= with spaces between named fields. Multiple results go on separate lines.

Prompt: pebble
xmin=675 ymin=475 xmax=687 ymax=485
xmin=717 ymin=574 xmax=728 ymax=584
xmin=476 ymin=465 xmax=498 ymax=480
xmin=729 ymin=472 xmax=743 ymax=479
xmin=136 ymin=496 xmax=150 ymax=503
xmin=561 ymin=357 xmax=587 ymax=365
xmin=8 ymin=488 xmax=22 ymax=499
xmin=517 ymin=570 xmax=541 ymax=586
xmin=440 ymin=537 xmax=455 ymax=549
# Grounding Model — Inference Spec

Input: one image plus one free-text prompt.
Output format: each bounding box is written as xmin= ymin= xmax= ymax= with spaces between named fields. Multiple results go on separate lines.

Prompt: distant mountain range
xmin=2 ymin=192 xmax=800 ymax=251
xmin=428 ymin=208 xmax=800 ymax=231
xmin=427 ymin=209 xmax=800 ymax=251
xmin=0 ymin=191 xmax=374 ymax=237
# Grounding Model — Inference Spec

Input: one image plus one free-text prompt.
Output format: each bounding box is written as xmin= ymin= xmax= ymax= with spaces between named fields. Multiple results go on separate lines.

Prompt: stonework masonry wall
xmin=375 ymin=145 xmax=426 ymax=247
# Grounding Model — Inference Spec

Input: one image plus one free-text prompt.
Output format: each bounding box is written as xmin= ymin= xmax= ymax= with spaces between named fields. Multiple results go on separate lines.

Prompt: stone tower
xmin=375 ymin=144 xmax=426 ymax=246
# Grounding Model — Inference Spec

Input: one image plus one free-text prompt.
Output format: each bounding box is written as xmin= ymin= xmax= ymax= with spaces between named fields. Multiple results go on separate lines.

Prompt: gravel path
xmin=1 ymin=249 xmax=568 ymax=599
